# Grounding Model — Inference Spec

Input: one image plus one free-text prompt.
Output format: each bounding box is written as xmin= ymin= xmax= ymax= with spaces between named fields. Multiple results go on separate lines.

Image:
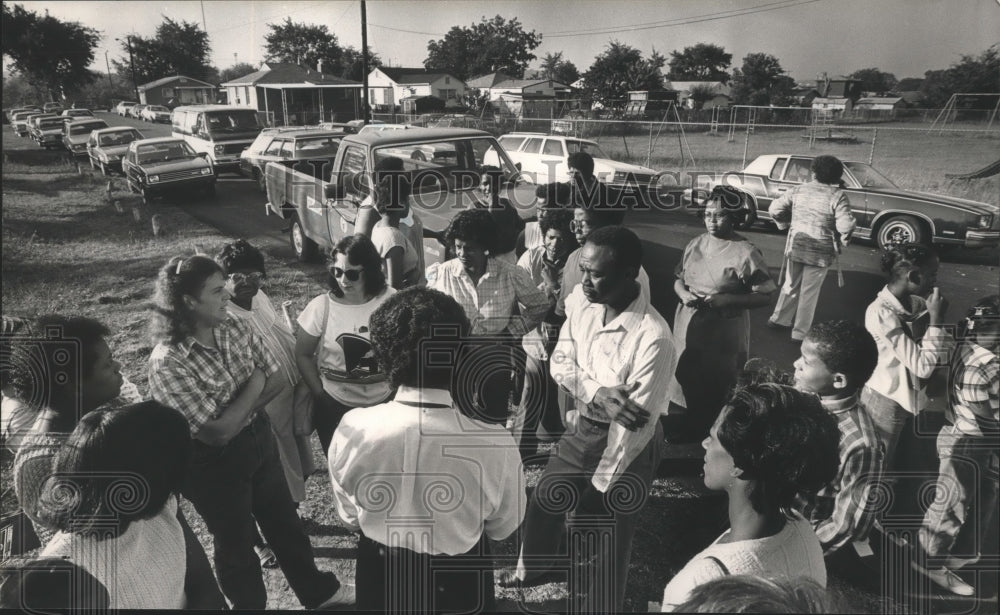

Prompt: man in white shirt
xmin=499 ymin=226 xmax=677 ymax=612
xmin=328 ymin=287 xmax=526 ymax=613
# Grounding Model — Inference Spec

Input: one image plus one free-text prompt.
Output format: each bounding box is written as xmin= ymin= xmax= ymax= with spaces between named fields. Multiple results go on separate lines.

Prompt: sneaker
xmin=911 ymin=562 xmax=975 ymax=596
xmin=255 ymin=544 xmax=278 ymax=569
xmin=945 ymin=553 xmax=981 ymax=570
xmin=315 ymin=583 xmax=356 ymax=609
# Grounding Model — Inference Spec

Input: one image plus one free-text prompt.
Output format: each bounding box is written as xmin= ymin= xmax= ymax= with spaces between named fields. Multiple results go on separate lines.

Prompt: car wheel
xmin=876 ymin=215 xmax=926 ymax=249
xmin=290 ymin=213 xmax=319 ymax=262
xmin=255 ymin=168 xmax=267 ymax=193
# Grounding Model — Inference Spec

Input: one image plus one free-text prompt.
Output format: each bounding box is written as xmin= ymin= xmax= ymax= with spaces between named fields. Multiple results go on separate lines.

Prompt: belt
xmin=580 ymin=414 xmax=611 ymax=429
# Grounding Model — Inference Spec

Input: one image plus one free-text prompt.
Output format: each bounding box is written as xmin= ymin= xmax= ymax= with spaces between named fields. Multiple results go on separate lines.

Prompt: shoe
xmin=315 ymin=583 xmax=356 ymax=609
xmin=766 ymin=319 xmax=790 ymax=330
xmin=945 ymin=553 xmax=981 ymax=570
xmin=255 ymin=545 xmax=278 ymax=569
xmin=911 ymin=562 xmax=975 ymax=596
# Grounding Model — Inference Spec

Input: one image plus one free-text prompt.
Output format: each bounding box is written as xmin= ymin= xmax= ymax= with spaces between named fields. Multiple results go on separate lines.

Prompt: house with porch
xmin=367 ymin=67 xmax=467 ymax=111
xmin=220 ymin=62 xmax=364 ymax=126
xmin=139 ymin=75 xmax=217 ymax=107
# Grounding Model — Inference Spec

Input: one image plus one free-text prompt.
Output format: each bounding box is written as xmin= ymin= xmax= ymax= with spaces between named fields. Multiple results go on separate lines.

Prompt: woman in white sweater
xmin=38 ymin=401 xmax=223 ymax=609
xmin=661 ymin=384 xmax=841 ymax=611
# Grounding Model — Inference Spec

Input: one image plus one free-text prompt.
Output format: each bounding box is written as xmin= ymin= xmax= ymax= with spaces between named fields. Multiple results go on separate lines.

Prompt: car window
xmin=278 ymin=141 xmax=294 ymax=157
xmin=522 ymin=137 xmax=543 ymax=154
xmin=295 ymin=137 xmax=341 ymax=157
xmin=565 ymin=140 xmax=608 ymax=159
xmin=498 ymin=135 xmax=526 ymax=151
xmin=768 ymin=157 xmax=788 ymax=180
xmin=263 ymin=139 xmax=286 ymax=156
xmin=340 ymin=146 xmax=370 ymax=199
xmin=543 ymin=139 xmax=564 ymax=156
xmin=784 ymin=159 xmax=812 ymax=183
xmin=844 ymin=162 xmax=898 ymax=189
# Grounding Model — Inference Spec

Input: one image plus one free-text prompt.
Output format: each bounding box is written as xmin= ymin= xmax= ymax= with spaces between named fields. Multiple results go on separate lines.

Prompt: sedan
xmin=686 ymin=154 xmax=1000 ymax=250
xmin=31 ymin=116 xmax=67 ymax=149
xmin=62 ymin=118 xmax=110 ymax=157
xmin=87 ymin=127 xmax=145 ymax=175
xmin=61 ymin=108 xmax=94 ymax=121
xmin=240 ymin=127 xmax=346 ymax=192
xmin=140 ymin=105 xmax=171 ymax=123
xmin=116 ymin=101 xmax=137 ymax=116
xmin=122 ymin=137 xmax=216 ymax=199
xmin=128 ymin=104 xmax=147 ymax=119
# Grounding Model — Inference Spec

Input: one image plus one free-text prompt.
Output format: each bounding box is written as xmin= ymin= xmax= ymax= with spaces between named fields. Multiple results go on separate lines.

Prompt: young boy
xmin=793 ymin=320 xmax=884 ymax=559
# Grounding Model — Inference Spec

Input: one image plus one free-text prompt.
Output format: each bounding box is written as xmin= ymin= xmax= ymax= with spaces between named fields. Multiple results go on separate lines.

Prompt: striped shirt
xmin=800 ymin=392 xmax=884 ymax=555
xmin=947 ymin=340 xmax=999 ymax=436
xmin=768 ymin=181 xmax=856 ymax=268
xmin=148 ymin=317 xmax=279 ymax=436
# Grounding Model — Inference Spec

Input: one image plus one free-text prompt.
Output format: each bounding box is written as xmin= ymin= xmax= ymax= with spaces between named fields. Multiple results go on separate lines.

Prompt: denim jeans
xmin=861 ymin=385 xmax=910 ymax=473
xmin=182 ymin=413 xmax=339 ymax=609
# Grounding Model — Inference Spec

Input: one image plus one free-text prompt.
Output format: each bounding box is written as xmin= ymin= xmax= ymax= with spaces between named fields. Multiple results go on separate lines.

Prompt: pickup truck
xmin=264 ymin=127 xmax=533 ymax=263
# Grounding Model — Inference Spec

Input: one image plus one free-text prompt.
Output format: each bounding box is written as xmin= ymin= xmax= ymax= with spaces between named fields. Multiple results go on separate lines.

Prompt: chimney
xmin=317 ymin=59 xmax=323 ymax=73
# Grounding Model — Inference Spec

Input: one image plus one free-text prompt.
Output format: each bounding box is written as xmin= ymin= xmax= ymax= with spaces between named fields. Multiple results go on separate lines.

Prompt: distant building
xmin=663 ymin=80 xmax=731 ymax=109
xmin=367 ymin=67 xmax=467 ymax=110
xmin=400 ymin=95 xmax=446 ymax=115
xmin=138 ymin=75 xmax=217 ymax=108
xmin=811 ymin=97 xmax=853 ymax=116
xmin=816 ymin=78 xmax=863 ymax=101
xmin=466 ymin=71 xmax=512 ymax=91
xmin=468 ymin=75 xmax=573 ymax=101
xmin=790 ymin=87 xmax=821 ymax=107
xmin=220 ymin=62 xmax=364 ymax=125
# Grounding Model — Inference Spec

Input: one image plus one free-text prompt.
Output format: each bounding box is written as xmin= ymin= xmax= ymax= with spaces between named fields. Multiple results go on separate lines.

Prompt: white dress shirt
xmin=328 ymin=386 xmax=526 ymax=555
xmin=550 ymin=285 xmax=677 ymax=492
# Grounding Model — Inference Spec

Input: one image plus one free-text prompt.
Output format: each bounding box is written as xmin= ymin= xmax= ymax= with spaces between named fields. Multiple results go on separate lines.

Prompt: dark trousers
xmin=313 ymin=394 xmax=353 ymax=457
xmin=356 ymin=533 xmax=495 ymax=614
xmin=512 ymin=353 xmax=565 ymax=462
xmin=452 ymin=338 xmax=519 ymax=425
xmin=182 ymin=413 xmax=339 ymax=610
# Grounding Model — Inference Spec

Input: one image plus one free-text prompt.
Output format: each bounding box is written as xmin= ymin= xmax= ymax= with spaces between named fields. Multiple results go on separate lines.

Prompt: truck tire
xmin=875 ymin=215 xmax=926 ymax=249
xmin=290 ymin=213 xmax=319 ymax=262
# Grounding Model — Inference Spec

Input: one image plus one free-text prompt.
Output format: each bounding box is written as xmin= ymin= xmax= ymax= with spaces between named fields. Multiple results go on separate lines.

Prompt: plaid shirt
xmin=148 ymin=317 xmax=279 ymax=436
xmin=947 ymin=340 xmax=999 ymax=436
xmin=799 ymin=393 xmax=884 ymax=555
xmin=430 ymin=257 xmax=549 ymax=336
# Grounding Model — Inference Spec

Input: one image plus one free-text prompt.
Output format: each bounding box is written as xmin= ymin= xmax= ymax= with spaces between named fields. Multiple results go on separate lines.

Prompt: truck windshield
xmin=565 ymin=139 xmax=608 ymax=159
xmin=204 ymin=110 xmax=263 ymax=138
xmin=372 ymin=137 xmax=520 ymax=195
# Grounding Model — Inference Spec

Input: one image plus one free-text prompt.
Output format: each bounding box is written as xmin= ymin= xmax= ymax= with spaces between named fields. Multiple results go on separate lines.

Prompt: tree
xmin=687 ymin=84 xmax=717 ymax=109
xmin=2 ymin=3 xmax=100 ymax=101
xmin=730 ymin=52 xmax=792 ymax=106
xmin=111 ymin=17 xmax=212 ymax=85
xmin=338 ymin=46 xmax=381 ymax=82
xmin=264 ymin=18 xmax=343 ymax=71
xmin=848 ymin=68 xmax=898 ymax=94
xmin=919 ymin=45 xmax=999 ymax=107
xmin=668 ymin=43 xmax=731 ymax=82
xmin=425 ymin=15 xmax=541 ymax=81
xmin=540 ymin=52 xmax=579 ymax=85
xmin=582 ymin=41 xmax=665 ymax=107
xmin=219 ymin=62 xmax=258 ymax=84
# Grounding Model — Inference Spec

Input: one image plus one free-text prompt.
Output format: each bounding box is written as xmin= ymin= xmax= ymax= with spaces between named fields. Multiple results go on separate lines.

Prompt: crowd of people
xmin=0 ymin=152 xmax=996 ymax=612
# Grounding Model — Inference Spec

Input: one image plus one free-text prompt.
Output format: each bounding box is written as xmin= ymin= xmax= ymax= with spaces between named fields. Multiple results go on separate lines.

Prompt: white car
xmin=141 ymin=105 xmax=171 ymax=123
xmin=116 ymin=101 xmax=137 ymax=116
xmin=490 ymin=132 xmax=661 ymax=195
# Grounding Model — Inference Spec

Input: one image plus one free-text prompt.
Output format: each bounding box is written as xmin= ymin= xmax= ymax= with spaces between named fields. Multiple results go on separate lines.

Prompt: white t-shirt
xmin=297 ymin=288 xmax=396 ymax=407
xmin=371 ymin=223 xmax=422 ymax=288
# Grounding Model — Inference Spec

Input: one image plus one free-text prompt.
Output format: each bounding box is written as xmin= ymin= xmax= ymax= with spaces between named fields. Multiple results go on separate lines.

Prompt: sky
xmin=11 ymin=0 xmax=1000 ymax=83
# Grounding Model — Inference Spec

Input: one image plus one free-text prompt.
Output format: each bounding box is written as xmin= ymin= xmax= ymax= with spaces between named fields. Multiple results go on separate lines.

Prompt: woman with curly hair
xmin=660 ymin=383 xmax=840 ymax=611
xmin=327 ymin=287 xmax=524 ymax=612
xmin=295 ymin=235 xmax=395 ymax=456
xmin=147 ymin=254 xmax=347 ymax=610
xmin=671 ymin=187 xmax=777 ymax=440
xmin=38 ymin=401 xmax=223 ymax=609
xmin=430 ymin=209 xmax=549 ymax=424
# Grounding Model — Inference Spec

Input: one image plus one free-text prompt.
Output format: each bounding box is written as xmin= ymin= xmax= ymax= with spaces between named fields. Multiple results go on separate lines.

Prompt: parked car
xmin=7 ymin=106 xmax=42 ymax=122
xmin=240 ymin=126 xmax=348 ymax=192
xmin=685 ymin=154 xmax=1000 ymax=250
xmin=42 ymin=102 xmax=64 ymax=114
xmin=31 ymin=116 xmax=67 ymax=148
xmin=128 ymin=104 xmax=147 ymax=119
xmin=11 ymin=111 xmax=39 ymax=137
xmin=61 ymin=108 xmax=94 ymax=122
xmin=116 ymin=101 xmax=137 ymax=116
xmin=87 ymin=127 xmax=146 ymax=175
xmin=488 ymin=132 xmax=663 ymax=198
xmin=62 ymin=118 xmax=110 ymax=156
xmin=345 ymin=119 xmax=384 ymax=132
xmin=122 ymin=137 xmax=216 ymax=199
xmin=140 ymin=105 xmax=171 ymax=123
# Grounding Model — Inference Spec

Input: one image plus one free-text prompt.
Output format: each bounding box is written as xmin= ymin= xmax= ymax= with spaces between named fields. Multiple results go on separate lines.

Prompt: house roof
xmin=856 ymin=97 xmax=903 ymax=105
xmin=492 ymin=78 xmax=572 ymax=91
xmin=139 ymin=75 xmax=216 ymax=91
xmin=375 ymin=66 xmax=462 ymax=86
xmin=467 ymin=71 xmax=511 ymax=89
xmin=812 ymin=97 xmax=851 ymax=104
xmin=221 ymin=62 xmax=360 ymax=87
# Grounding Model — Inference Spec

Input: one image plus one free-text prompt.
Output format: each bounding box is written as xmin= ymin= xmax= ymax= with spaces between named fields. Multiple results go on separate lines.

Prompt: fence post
xmin=869 ymin=127 xmax=878 ymax=165
xmin=742 ymin=121 xmax=751 ymax=169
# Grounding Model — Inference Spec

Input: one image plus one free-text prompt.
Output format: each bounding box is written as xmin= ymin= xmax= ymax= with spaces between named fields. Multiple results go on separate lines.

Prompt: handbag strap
xmin=706 ymin=555 xmax=730 ymax=575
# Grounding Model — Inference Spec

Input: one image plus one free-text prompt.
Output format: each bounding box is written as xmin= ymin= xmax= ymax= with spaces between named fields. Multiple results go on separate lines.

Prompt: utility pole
xmin=361 ymin=0 xmax=370 ymax=124
xmin=200 ymin=0 xmax=208 ymax=32
xmin=104 ymin=50 xmax=115 ymax=93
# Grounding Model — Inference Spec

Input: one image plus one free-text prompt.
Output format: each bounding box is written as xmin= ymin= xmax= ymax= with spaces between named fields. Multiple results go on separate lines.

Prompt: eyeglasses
xmin=227 ymin=272 xmax=265 ymax=284
xmin=569 ymin=220 xmax=592 ymax=232
xmin=331 ymin=267 xmax=363 ymax=281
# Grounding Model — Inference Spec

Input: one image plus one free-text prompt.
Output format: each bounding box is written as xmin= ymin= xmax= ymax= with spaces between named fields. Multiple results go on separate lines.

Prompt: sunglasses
xmin=227 ymin=271 xmax=265 ymax=284
xmin=569 ymin=220 xmax=592 ymax=232
xmin=331 ymin=267 xmax=364 ymax=281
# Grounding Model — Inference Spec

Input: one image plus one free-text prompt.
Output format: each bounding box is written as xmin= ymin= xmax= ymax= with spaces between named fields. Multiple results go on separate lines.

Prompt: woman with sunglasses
xmin=295 ymin=235 xmax=395 ymax=456
xmin=670 ymin=187 xmax=777 ymax=441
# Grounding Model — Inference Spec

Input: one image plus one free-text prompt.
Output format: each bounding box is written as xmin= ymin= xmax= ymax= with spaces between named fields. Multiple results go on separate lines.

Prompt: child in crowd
xmin=863 ymin=242 xmax=951 ymax=472
xmin=793 ymin=321 xmax=884 ymax=566
xmin=914 ymin=295 xmax=999 ymax=596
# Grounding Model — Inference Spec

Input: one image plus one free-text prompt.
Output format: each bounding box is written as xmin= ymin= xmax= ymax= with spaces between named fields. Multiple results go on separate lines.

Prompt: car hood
xmin=141 ymin=158 xmax=211 ymax=173
xmin=868 ymin=187 xmax=997 ymax=216
xmin=593 ymin=158 xmax=658 ymax=175
xmin=66 ymin=134 xmax=92 ymax=145
xmin=98 ymin=144 xmax=131 ymax=157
